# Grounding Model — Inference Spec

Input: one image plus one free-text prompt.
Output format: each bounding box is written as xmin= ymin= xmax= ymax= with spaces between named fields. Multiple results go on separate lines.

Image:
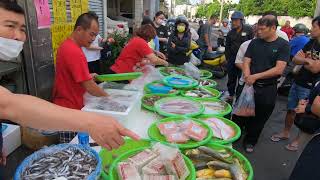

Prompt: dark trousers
xmin=227 ymin=62 xmax=241 ymax=97
xmin=232 ymin=84 xmax=277 ymax=146
xmin=289 ymin=135 xmax=320 ymax=180
xmin=88 ymin=60 xmax=101 ymax=74
xmin=0 ymin=165 xmax=4 ymax=180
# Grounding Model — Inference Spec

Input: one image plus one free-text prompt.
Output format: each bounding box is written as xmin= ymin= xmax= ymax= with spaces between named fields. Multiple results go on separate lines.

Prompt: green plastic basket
xmin=198 ymin=79 xmax=218 ymax=88
xmin=182 ymin=143 xmax=253 ymax=180
xmin=197 ymin=115 xmax=241 ymax=145
xmin=144 ymin=80 xmax=181 ymax=96
xmin=108 ymin=146 xmax=196 ymax=180
xmin=158 ymin=66 xmax=187 ymax=76
xmin=196 ymin=99 xmax=232 ymax=117
xmin=200 ymin=69 xmax=213 ymax=79
xmin=181 ymin=87 xmax=221 ymax=100
xmin=154 ymin=96 xmax=205 ymax=117
xmin=148 ymin=117 xmax=213 ymax=149
xmin=99 ymin=139 xmax=151 ymax=179
xmin=141 ymin=94 xmax=171 ymax=112
xmin=96 ymin=72 xmax=143 ymax=82
xmin=163 ymin=75 xmax=199 ymax=89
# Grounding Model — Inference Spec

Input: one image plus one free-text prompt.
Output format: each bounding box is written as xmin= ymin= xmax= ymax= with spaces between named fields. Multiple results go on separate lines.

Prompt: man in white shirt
xmin=82 ymin=34 xmax=104 ymax=74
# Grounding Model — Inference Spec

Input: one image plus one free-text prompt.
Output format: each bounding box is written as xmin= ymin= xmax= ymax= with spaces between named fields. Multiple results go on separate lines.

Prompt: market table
xmin=70 ymin=109 xmax=160 ymax=152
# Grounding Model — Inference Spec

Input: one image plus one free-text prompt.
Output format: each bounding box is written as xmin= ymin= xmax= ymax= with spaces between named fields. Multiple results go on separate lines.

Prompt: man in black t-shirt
xmin=241 ymin=16 xmax=290 ymax=152
xmin=271 ymin=17 xmax=320 ymax=151
xmin=153 ymin=11 xmax=169 ymax=54
xmin=225 ymin=11 xmax=253 ymax=102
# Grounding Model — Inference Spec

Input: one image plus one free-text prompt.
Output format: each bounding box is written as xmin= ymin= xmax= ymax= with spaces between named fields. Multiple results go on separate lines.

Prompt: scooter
xmin=199 ymin=46 xmax=227 ymax=79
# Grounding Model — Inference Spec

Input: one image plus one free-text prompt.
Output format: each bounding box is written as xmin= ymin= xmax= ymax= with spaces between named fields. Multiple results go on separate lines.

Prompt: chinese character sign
xmin=33 ymin=0 xmax=51 ymax=29
xmin=70 ymin=0 xmax=89 ymax=23
xmin=52 ymin=0 xmax=67 ymax=24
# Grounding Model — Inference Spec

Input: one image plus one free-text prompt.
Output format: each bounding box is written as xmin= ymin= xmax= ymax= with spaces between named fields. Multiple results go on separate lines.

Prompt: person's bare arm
xmin=235 ymin=63 xmax=244 ymax=71
xmin=204 ymin=34 xmax=211 ymax=48
xmin=0 ymin=86 xmax=140 ymax=150
xmin=311 ymin=96 xmax=320 ymax=117
xmin=81 ymin=80 xmax=108 ymax=97
xmin=146 ymin=53 xmax=169 ymax=66
xmin=85 ymin=46 xmax=103 ymax=51
xmin=293 ymin=50 xmax=313 ymax=65
xmin=243 ymin=57 xmax=252 ymax=78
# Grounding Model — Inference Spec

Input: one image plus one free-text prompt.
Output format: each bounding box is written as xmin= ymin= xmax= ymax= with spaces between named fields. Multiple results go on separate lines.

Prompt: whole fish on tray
xmin=159 ymin=100 xmax=201 ymax=114
xmin=21 ymin=147 xmax=98 ymax=180
xmin=184 ymin=146 xmax=248 ymax=180
xmin=203 ymin=101 xmax=228 ymax=114
xmin=185 ymin=88 xmax=217 ymax=98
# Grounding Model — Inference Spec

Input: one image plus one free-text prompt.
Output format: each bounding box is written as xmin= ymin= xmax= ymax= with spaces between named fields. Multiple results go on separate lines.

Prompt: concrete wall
xmin=245 ymin=15 xmax=313 ymax=29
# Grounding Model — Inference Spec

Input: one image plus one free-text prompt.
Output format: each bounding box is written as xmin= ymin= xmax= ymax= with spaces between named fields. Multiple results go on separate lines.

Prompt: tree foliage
xmin=196 ymin=0 xmax=236 ymax=18
xmin=236 ymin=0 xmax=316 ymax=18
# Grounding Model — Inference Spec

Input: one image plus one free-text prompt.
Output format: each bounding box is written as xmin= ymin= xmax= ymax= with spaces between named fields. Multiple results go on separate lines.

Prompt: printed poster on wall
xmin=51 ymin=23 xmax=73 ymax=63
xmin=33 ymin=0 xmax=51 ymax=29
xmin=52 ymin=0 xmax=67 ymax=24
xmin=70 ymin=0 xmax=89 ymax=23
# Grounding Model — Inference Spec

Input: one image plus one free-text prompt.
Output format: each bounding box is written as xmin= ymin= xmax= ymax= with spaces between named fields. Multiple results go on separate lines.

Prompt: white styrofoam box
xmin=82 ymin=89 xmax=142 ymax=126
xmin=2 ymin=123 xmax=21 ymax=156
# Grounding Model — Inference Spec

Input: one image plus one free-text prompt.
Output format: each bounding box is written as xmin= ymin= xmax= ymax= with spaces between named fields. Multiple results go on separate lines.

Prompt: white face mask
xmin=0 ymin=37 xmax=24 ymax=61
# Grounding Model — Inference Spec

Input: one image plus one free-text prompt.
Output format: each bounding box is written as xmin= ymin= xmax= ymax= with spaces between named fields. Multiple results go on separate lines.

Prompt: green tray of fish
xmin=198 ymin=115 xmax=241 ymax=145
xmin=158 ymin=66 xmax=187 ymax=76
xmin=144 ymin=80 xmax=181 ymax=96
xmin=196 ymin=99 xmax=232 ymax=117
xmin=181 ymin=86 xmax=221 ymax=100
xmin=198 ymin=79 xmax=217 ymax=88
xmin=108 ymin=146 xmax=196 ymax=180
xmin=154 ymin=96 xmax=205 ymax=117
xmin=183 ymin=143 xmax=253 ymax=180
xmin=99 ymin=139 xmax=151 ymax=179
xmin=141 ymin=94 xmax=171 ymax=112
xmin=148 ymin=117 xmax=213 ymax=149
xmin=200 ymin=69 xmax=213 ymax=79
xmin=162 ymin=75 xmax=199 ymax=89
xmin=95 ymin=72 xmax=143 ymax=82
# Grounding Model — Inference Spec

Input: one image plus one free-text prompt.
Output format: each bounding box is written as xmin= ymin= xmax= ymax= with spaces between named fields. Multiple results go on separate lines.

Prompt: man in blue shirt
xmin=289 ymin=23 xmax=310 ymax=59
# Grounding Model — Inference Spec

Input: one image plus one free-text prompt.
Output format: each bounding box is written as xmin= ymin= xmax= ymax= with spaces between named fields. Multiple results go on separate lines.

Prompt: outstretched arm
xmin=0 ymin=86 xmax=139 ymax=150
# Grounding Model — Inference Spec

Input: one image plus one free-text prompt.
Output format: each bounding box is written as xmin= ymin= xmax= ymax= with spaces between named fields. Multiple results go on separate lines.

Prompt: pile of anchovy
xmin=94 ymin=100 xmax=128 ymax=112
xmin=21 ymin=147 xmax=98 ymax=180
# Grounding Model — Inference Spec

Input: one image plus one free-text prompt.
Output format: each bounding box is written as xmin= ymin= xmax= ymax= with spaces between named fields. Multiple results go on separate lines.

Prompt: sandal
xmin=244 ymin=144 xmax=254 ymax=153
xmin=270 ymin=133 xmax=289 ymax=142
xmin=285 ymin=143 xmax=299 ymax=151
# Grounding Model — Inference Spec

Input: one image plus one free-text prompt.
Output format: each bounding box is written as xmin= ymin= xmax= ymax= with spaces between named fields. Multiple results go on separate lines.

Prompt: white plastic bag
xmin=190 ymin=53 xmax=201 ymax=66
xmin=233 ymin=84 xmax=255 ymax=117
xmin=125 ymin=65 xmax=164 ymax=92
xmin=183 ymin=62 xmax=201 ymax=79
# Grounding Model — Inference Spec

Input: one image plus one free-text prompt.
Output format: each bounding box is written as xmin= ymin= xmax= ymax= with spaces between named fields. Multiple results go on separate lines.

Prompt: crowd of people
xmin=1 ymin=0 xmax=320 ymax=179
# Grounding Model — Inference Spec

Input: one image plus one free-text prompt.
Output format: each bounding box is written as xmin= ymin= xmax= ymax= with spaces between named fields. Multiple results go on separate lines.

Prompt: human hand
xmin=171 ymin=42 xmax=176 ymax=48
xmin=91 ymin=73 xmax=98 ymax=80
xmin=295 ymin=103 xmax=307 ymax=114
xmin=245 ymin=74 xmax=257 ymax=85
xmin=207 ymin=46 xmax=213 ymax=52
xmin=305 ymin=60 xmax=320 ymax=73
xmin=0 ymin=151 xmax=6 ymax=166
xmin=156 ymin=51 xmax=167 ymax=60
xmin=88 ymin=115 xmax=140 ymax=150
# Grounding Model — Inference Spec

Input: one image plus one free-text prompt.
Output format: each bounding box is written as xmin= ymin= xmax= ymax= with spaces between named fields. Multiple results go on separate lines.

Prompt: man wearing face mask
xmin=153 ymin=11 xmax=168 ymax=54
xmin=0 ymin=2 xmax=139 ymax=176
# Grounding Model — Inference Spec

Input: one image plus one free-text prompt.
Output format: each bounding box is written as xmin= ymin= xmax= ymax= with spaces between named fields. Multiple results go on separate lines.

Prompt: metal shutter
xmin=89 ymin=0 xmax=105 ymax=37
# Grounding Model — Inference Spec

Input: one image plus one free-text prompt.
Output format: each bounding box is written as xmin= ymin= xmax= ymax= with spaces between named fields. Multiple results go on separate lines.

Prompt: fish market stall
xmin=15 ymin=68 xmax=253 ymax=180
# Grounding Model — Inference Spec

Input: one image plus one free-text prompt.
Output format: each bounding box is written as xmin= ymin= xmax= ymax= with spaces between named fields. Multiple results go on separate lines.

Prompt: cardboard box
xmin=2 ymin=123 xmax=21 ymax=156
